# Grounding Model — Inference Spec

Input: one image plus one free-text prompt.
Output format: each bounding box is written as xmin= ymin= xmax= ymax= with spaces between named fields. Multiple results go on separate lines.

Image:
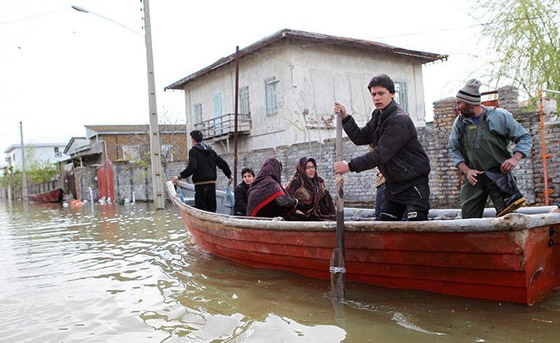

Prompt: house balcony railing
xmin=194 ymin=113 xmax=252 ymax=140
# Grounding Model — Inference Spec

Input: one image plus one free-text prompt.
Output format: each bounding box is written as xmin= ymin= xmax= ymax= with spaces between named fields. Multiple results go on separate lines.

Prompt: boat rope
xmin=548 ymin=228 xmax=560 ymax=247
xmin=330 ymin=266 xmax=346 ymax=274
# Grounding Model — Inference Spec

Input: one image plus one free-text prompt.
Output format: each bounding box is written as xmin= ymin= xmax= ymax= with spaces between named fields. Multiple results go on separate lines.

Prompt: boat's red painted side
xmin=178 ymin=209 xmax=560 ymax=305
xmin=28 ymin=188 xmax=63 ymax=203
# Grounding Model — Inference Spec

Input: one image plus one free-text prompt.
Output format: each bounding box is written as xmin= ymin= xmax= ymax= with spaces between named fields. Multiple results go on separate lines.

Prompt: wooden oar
xmin=330 ymin=110 xmax=346 ymax=300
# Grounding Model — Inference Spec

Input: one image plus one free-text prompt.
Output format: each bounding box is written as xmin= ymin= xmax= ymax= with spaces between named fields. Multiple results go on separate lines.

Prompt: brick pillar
xmin=429 ymin=97 xmax=461 ymax=208
xmin=433 ymin=97 xmax=456 ymax=146
xmin=545 ymin=121 xmax=560 ymax=205
xmin=498 ymin=85 xmax=519 ymax=113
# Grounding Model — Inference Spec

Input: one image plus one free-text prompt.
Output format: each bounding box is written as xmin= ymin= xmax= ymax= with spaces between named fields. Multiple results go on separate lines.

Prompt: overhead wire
xmin=0 ymin=8 xmax=67 ymax=25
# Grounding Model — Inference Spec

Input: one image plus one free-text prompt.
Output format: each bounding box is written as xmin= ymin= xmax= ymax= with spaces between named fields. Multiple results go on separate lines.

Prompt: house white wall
xmin=182 ymin=39 xmax=428 ymax=154
xmin=4 ymin=144 xmax=67 ymax=170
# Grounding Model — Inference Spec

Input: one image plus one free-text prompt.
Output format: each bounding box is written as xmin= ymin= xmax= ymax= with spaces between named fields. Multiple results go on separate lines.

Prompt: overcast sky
xmin=0 ymin=0 xmax=493 ymax=158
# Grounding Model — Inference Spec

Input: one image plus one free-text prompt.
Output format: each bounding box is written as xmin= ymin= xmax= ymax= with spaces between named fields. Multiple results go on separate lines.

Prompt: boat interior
xmin=173 ymin=181 xmax=558 ymax=221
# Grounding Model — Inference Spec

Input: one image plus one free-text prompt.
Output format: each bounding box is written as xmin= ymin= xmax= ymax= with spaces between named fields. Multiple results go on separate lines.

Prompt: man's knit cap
xmin=456 ymin=79 xmax=481 ymax=105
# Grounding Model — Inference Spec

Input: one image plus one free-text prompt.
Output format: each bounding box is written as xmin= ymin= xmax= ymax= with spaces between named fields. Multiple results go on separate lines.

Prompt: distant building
xmin=64 ymin=125 xmax=188 ymax=167
xmin=3 ymin=142 xmax=67 ymax=170
xmin=166 ymin=28 xmax=446 ymax=154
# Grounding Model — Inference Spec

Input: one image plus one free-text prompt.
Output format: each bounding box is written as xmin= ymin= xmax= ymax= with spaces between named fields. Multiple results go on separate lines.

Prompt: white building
xmin=166 ymin=29 xmax=446 ymax=154
xmin=4 ymin=142 xmax=68 ymax=170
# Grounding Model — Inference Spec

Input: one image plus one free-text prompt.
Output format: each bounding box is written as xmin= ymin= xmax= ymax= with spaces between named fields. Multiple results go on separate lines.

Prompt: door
xmin=67 ymin=172 xmax=77 ymax=200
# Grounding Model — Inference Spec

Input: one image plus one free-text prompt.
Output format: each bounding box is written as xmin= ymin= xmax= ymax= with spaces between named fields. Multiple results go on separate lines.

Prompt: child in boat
xmin=246 ymin=157 xmax=303 ymax=220
xmin=234 ymin=167 xmax=255 ymax=215
xmin=285 ymin=157 xmax=336 ymax=220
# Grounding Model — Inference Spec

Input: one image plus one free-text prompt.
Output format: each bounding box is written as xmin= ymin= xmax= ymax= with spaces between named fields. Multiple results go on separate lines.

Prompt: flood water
xmin=1 ymin=200 xmax=559 ymax=343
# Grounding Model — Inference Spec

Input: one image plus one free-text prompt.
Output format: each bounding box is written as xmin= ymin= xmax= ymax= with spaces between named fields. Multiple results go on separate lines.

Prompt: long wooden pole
xmin=330 ymin=111 xmax=345 ymax=300
xmin=233 ymin=46 xmax=240 ymax=187
xmin=538 ymin=89 xmax=549 ymax=205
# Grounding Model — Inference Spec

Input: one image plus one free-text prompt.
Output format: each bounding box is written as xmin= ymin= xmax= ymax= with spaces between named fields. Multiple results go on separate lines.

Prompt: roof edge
xmin=165 ymin=28 xmax=447 ymax=90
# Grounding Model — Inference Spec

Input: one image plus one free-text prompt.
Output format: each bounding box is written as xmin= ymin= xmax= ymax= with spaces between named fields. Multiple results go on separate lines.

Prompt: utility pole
xmin=71 ymin=3 xmax=164 ymax=208
xmin=142 ymin=0 xmax=165 ymax=209
xmin=20 ymin=121 xmax=28 ymax=200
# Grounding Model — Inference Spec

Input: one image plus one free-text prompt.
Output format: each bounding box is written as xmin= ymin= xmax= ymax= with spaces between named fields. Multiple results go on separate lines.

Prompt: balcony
xmin=194 ymin=113 xmax=252 ymax=140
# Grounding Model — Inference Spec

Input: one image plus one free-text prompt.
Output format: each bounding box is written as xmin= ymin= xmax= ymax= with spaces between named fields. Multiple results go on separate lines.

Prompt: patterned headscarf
xmin=246 ymin=158 xmax=286 ymax=216
xmin=286 ymin=157 xmax=335 ymax=217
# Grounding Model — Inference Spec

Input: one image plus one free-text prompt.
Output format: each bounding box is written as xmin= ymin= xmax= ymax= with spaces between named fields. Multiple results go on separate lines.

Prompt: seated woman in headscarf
xmin=285 ymin=157 xmax=336 ymax=220
xmin=246 ymin=157 xmax=300 ymax=219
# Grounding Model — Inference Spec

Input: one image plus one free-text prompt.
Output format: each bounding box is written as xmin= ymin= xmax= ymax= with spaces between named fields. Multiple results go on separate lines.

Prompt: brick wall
xmin=98 ymin=132 xmax=188 ymax=162
xmin=74 ymin=166 xmax=98 ymax=201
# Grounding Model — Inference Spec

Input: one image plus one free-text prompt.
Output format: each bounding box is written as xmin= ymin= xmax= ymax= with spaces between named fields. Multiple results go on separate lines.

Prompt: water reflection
xmin=1 ymin=200 xmax=559 ymax=342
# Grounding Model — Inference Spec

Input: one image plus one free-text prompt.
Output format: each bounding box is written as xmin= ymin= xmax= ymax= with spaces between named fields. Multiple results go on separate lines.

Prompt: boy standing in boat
xmin=448 ymin=79 xmax=532 ymax=218
xmin=333 ymin=74 xmax=431 ymax=221
xmin=173 ymin=130 xmax=232 ymax=212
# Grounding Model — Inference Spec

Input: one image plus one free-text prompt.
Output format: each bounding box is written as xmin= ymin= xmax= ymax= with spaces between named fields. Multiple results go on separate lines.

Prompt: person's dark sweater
xmin=343 ymin=100 xmax=430 ymax=194
xmin=179 ymin=142 xmax=231 ymax=183
xmin=234 ymin=181 xmax=250 ymax=215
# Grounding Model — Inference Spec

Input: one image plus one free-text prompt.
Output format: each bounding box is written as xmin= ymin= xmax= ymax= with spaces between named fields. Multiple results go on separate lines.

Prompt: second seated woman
xmin=246 ymin=157 xmax=301 ymax=219
xmin=285 ymin=157 xmax=336 ymax=220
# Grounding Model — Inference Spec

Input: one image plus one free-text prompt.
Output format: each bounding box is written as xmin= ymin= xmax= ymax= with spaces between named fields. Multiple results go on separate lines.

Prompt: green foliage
xmin=26 ymin=160 xmax=58 ymax=184
xmin=0 ymin=166 xmax=22 ymax=188
xmin=477 ymin=0 xmax=560 ymax=100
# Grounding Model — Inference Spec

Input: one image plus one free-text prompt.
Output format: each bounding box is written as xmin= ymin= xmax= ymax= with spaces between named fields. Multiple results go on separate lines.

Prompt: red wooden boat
xmin=28 ymin=188 xmax=64 ymax=203
xmin=167 ymin=181 xmax=560 ymax=305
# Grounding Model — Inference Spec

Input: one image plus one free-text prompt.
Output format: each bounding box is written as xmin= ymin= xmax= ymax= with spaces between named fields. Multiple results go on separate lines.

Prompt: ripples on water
xmin=0 ymin=201 xmax=559 ymax=343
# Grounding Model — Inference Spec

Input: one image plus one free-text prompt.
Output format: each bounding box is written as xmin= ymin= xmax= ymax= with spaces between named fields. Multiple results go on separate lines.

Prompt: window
xmin=161 ymin=144 xmax=174 ymax=162
xmin=264 ymin=77 xmax=279 ymax=115
xmin=122 ymin=145 xmax=141 ymax=161
xmin=240 ymin=86 xmax=250 ymax=114
xmin=194 ymin=103 xmax=203 ymax=124
xmin=394 ymin=81 xmax=409 ymax=112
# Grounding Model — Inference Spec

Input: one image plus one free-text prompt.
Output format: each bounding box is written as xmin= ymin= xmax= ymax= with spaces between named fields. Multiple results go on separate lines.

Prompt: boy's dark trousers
xmin=194 ymin=183 xmax=217 ymax=212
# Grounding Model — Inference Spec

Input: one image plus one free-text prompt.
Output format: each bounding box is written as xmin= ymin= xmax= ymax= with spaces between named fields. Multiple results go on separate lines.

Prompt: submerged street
xmin=1 ymin=201 xmax=559 ymax=342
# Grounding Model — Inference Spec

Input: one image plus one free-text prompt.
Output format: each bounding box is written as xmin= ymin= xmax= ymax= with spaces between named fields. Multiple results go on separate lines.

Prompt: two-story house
xmin=4 ymin=142 xmax=68 ymax=170
xmin=165 ymin=29 xmax=446 ymax=154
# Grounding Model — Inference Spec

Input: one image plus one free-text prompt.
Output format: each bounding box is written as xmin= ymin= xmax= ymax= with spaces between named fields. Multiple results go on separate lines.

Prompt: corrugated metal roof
xmin=63 ymin=137 xmax=89 ymax=155
xmin=165 ymin=28 xmax=447 ymax=90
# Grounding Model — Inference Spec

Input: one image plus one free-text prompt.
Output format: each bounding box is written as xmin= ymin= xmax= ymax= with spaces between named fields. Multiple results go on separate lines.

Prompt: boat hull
xmin=169 ymin=182 xmax=560 ymax=305
xmin=28 ymin=188 xmax=64 ymax=203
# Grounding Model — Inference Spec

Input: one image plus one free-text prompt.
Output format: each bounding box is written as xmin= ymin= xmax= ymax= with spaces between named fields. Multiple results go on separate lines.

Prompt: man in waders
xmin=448 ymin=79 xmax=532 ymax=218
